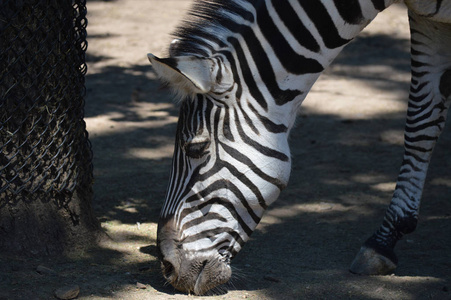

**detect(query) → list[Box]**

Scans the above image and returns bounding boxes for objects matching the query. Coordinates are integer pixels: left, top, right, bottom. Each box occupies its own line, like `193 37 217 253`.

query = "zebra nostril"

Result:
162 259 175 278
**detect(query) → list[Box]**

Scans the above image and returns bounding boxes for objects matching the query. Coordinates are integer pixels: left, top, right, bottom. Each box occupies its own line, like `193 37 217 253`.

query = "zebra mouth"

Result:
157 219 234 294
161 254 232 295
193 257 232 295
194 260 212 295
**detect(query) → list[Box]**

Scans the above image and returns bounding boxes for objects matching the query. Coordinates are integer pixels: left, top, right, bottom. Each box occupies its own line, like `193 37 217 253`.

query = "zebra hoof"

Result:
349 245 397 275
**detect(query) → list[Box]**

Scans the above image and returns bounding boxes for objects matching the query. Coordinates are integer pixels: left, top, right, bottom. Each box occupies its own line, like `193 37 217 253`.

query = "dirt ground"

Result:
2 0 450 299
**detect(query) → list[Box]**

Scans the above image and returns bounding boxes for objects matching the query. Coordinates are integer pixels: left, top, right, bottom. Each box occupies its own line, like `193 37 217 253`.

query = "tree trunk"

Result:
0 0 100 256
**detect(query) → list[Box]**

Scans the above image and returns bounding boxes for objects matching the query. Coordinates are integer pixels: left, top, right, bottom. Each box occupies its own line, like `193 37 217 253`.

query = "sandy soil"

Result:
2 1 450 299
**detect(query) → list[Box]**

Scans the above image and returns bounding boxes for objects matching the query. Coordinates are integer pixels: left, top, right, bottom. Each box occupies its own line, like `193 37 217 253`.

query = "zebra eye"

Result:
183 140 210 159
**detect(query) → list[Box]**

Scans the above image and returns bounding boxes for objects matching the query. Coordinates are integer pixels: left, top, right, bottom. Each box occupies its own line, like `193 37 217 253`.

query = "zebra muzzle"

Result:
157 218 232 295
160 251 232 295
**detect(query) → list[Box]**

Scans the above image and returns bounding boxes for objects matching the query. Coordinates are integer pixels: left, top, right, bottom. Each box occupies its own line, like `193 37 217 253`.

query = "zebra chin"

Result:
157 217 233 295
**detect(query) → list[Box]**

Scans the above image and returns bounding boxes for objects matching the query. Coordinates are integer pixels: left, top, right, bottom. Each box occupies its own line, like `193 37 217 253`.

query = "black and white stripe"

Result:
151 0 451 293
159 0 392 258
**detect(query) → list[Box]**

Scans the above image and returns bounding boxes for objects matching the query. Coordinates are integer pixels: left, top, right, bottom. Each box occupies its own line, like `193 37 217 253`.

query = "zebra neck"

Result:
171 0 398 125
233 0 398 126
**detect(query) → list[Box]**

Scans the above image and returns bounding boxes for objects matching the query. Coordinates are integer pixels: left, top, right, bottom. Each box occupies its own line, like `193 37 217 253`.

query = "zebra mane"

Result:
170 0 255 57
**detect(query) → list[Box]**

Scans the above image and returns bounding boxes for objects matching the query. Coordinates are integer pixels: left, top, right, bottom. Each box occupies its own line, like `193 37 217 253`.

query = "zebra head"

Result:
148 53 293 294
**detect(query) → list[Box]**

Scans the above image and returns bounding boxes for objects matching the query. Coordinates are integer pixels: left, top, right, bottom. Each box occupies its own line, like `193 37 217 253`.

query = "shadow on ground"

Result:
1 12 450 300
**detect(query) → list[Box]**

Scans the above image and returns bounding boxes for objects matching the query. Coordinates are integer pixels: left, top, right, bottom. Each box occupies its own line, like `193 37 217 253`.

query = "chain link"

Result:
0 0 92 207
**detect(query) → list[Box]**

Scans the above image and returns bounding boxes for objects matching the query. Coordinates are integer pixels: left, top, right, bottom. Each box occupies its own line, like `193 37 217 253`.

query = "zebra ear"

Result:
148 53 213 96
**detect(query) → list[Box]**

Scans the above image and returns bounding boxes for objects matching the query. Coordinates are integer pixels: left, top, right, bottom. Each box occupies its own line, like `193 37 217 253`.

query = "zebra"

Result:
147 0 451 295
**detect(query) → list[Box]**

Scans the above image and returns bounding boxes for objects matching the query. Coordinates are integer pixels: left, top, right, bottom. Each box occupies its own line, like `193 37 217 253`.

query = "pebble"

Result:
36 265 57 276
136 282 147 289
54 285 80 300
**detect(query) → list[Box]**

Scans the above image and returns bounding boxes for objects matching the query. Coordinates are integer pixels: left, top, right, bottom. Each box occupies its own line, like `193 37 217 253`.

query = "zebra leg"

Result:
350 11 451 275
